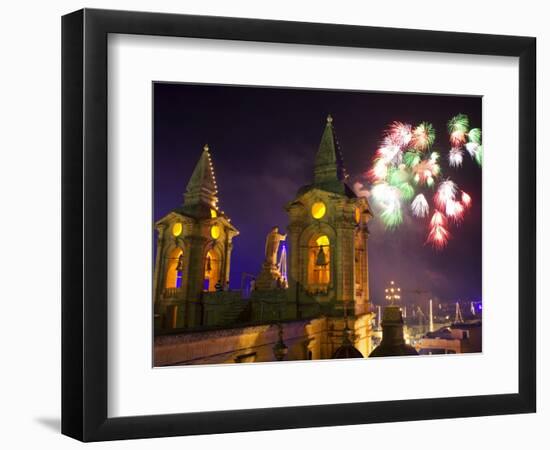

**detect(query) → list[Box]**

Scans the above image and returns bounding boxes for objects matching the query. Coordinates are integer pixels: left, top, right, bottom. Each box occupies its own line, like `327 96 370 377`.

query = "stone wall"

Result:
155 320 316 366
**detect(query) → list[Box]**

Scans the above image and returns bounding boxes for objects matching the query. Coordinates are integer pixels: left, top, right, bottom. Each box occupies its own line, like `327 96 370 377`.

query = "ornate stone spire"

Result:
183 144 218 209
314 114 347 185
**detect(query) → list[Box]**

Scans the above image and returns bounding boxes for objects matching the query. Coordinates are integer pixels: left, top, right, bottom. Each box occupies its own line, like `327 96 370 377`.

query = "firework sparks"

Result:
450 130 467 147
448 114 470 134
411 193 429 218
412 122 435 151
461 191 472 207
369 159 388 182
434 180 458 210
404 151 421 168
399 182 415 201
378 145 402 166
386 121 413 147
427 221 450 250
465 142 479 157
365 116 480 250
412 154 440 186
475 145 483 167
445 200 465 222
430 210 447 228
372 183 403 229
468 128 482 144
449 147 464 168
448 114 470 148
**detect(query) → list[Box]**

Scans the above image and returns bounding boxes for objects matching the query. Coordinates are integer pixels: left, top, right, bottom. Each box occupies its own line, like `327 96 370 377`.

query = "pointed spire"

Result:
314 114 347 185
183 144 218 209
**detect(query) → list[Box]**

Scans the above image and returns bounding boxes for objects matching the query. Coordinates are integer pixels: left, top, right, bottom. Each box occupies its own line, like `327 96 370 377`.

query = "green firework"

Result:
399 182 415 201
380 206 403 229
447 114 470 133
468 128 482 144
475 145 483 167
404 151 421 168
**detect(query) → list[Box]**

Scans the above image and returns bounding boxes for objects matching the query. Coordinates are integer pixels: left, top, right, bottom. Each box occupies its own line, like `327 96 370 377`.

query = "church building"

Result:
153 145 240 329
154 116 375 365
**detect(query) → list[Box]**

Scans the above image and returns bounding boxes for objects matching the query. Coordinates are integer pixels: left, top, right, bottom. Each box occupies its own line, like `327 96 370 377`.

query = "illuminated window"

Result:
355 207 361 224
210 225 221 240
210 208 218 218
165 247 183 288
311 202 326 219
172 222 183 237
308 234 330 291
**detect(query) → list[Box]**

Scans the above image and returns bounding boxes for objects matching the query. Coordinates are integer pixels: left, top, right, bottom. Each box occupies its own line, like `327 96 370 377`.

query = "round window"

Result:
311 202 326 219
210 225 221 240
172 222 183 237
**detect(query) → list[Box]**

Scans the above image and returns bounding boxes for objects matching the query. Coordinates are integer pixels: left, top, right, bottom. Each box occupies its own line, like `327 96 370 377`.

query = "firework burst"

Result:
386 121 413 147
468 128 482 144
427 221 450 250
411 193 429 218
366 115 481 250
434 180 458 210
372 183 403 229
461 191 472 207
445 200 465 222
465 142 479 157
412 122 435 151
448 114 470 134
449 147 464 168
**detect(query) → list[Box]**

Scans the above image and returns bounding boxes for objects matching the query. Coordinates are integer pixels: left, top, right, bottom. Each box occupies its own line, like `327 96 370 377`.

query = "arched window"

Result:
165 247 183 288
308 235 330 291
203 249 221 292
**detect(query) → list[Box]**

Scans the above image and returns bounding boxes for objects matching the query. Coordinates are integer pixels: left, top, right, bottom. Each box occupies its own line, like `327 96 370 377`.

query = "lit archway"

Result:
165 247 183 288
308 235 330 291
204 248 221 292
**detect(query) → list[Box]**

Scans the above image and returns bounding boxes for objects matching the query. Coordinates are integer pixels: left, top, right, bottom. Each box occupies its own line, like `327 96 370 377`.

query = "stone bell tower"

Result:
153 145 239 329
285 115 372 316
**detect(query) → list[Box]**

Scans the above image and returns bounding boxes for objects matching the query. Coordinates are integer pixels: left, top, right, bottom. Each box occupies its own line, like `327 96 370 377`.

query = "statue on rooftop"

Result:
264 226 286 267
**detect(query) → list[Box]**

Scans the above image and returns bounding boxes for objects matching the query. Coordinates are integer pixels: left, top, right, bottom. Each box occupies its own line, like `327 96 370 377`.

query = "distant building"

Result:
418 320 481 355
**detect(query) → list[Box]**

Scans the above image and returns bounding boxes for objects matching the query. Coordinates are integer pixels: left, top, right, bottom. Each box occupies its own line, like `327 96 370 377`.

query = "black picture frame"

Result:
62 8 536 442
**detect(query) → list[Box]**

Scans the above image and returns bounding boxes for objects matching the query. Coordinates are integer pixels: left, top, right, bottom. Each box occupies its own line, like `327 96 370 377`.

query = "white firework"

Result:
411 193 430 218
435 180 458 210
465 142 479 157
449 147 464 168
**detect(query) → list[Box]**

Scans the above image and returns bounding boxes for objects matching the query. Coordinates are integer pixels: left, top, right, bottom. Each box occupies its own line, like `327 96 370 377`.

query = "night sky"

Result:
154 83 482 306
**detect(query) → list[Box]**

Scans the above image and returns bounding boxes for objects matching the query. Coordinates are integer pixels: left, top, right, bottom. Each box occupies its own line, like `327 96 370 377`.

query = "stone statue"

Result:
264 226 286 266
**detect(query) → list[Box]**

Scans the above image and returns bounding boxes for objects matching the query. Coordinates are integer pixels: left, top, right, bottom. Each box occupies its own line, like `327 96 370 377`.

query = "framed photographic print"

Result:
62 8 536 442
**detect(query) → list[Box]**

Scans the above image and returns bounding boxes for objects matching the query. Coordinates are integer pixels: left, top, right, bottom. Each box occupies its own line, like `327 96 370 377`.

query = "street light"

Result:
272 323 288 361
384 280 401 306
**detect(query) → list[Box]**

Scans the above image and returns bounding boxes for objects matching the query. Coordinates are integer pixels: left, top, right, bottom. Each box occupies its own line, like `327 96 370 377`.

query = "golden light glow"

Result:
355 207 361 223
311 202 326 219
172 222 183 237
204 249 221 292
210 225 221 240
308 235 330 289
165 248 183 288
316 235 330 247
210 208 218 218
